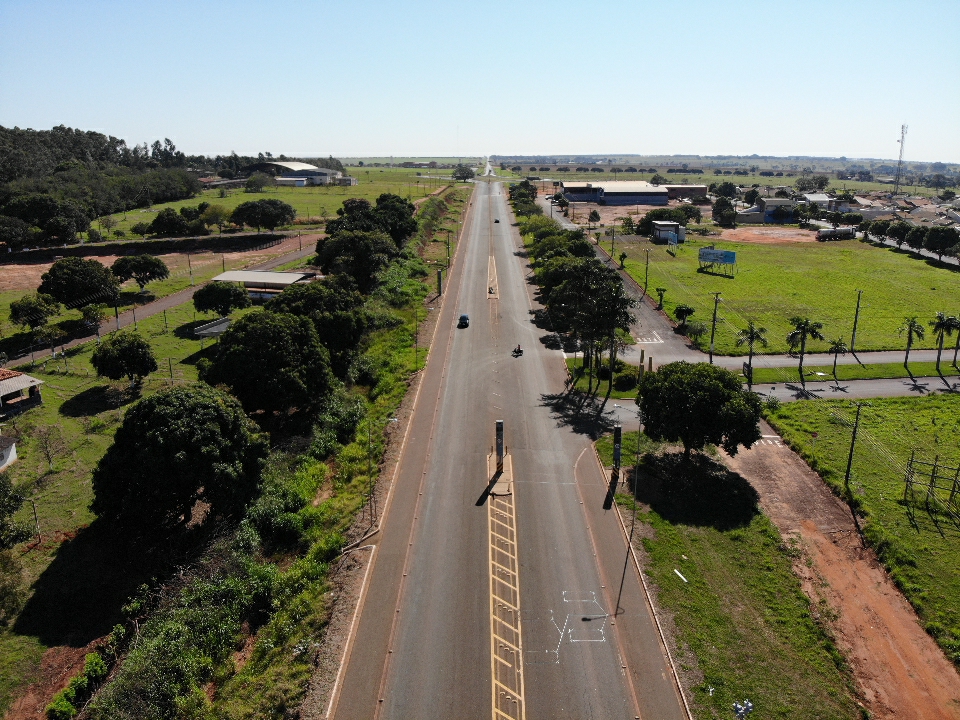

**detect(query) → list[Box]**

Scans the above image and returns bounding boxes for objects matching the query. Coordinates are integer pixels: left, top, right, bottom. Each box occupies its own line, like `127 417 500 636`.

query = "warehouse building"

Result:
242 161 348 186
561 181 668 205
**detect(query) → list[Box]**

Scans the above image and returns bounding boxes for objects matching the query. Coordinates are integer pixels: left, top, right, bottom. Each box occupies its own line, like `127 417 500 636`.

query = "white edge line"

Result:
325 545 376 719
592 447 695 720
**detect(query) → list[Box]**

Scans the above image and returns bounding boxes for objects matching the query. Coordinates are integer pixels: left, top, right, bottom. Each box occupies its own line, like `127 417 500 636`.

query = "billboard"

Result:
699 248 736 265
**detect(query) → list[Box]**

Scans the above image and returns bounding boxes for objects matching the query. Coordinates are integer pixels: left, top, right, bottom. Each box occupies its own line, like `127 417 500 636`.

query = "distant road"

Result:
330 183 688 719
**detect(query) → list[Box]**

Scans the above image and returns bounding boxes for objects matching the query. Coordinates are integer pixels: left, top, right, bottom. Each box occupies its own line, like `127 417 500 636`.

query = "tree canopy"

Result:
37 257 119 307
231 198 296 233
90 384 268 536
192 282 251 317
9 292 60 330
91 330 158 384
201 311 335 415
111 255 169 291
452 164 475 181
315 230 398 293
638 362 762 457
148 208 189 237
323 194 417 248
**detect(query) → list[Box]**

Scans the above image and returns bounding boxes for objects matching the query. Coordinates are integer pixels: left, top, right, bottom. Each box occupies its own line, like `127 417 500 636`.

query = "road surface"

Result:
330 182 687 720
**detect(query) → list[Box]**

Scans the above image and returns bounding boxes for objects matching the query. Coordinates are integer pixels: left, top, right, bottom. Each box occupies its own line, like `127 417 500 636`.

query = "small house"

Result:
651 220 685 242
0 369 43 415
0 435 16 471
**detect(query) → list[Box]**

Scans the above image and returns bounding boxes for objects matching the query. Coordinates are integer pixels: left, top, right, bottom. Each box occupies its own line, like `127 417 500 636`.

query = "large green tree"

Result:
315 230 398 293
90 384 268 536
924 226 959 261
9 292 60 330
192 282 251 317
37 257 119 308
324 194 417 248
231 199 296 233
637 362 762 458
265 277 368 377
452 164 475 181
201 311 335 415
91 330 158 385
111 255 169 292
148 208 189 237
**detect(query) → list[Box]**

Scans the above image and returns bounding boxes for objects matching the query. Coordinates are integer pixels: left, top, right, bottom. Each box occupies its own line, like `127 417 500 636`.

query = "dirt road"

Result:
723 421 960 720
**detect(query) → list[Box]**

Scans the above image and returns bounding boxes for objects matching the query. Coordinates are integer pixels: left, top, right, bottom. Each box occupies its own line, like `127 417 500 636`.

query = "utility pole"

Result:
708 292 721 364
850 289 865 366
446 229 451 266
644 248 650 297
844 402 867 492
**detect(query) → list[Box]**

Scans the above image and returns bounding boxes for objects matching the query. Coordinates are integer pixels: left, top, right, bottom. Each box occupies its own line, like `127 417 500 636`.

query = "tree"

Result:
869 219 891 239
452 164 475 182
786 317 825 384
715 181 737 198
91 331 158 386
828 337 848 383
33 425 67 473
0 215 35 251
887 221 911 248
588 210 600 224
111 255 169 292
743 188 760 206
712 196 736 226
148 208 189 237
9 293 60 330
192 281 251 317
905 226 927 252
201 204 231 235
924 226 959 262
265 277 368 377
99 215 117 237
0 473 30 549
315 230 398 293
231 199 296 233
81 303 108 338
324 194 417 248
637 362 762 458
130 222 151 238
649 173 668 186
244 172 272 192
674 304 695 329
90 384 268 536
736 321 767 390
675 204 702 224
38 257 119 308
899 316 925 376
202 311 335 415
774 189 790 198
929 312 959 375
686 320 708 347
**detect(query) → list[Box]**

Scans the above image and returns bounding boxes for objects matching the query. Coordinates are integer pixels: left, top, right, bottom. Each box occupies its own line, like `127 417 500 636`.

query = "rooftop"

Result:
212 271 313 286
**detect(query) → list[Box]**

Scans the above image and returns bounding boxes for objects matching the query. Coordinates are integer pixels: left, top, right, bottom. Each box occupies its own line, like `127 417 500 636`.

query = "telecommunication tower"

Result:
893 124 908 195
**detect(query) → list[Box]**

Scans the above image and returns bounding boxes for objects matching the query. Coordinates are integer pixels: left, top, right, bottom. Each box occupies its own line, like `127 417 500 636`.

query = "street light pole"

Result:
708 292 721 364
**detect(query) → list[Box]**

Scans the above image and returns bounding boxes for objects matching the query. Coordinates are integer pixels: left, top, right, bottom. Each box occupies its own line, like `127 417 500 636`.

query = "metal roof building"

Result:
561 181 669 205
212 270 316 298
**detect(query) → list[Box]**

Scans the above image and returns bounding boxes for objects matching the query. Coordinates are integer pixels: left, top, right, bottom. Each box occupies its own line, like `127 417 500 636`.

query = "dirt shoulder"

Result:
722 421 960 720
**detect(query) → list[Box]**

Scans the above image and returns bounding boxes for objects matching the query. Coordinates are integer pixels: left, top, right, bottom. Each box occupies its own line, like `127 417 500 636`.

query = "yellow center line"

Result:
489 493 525 720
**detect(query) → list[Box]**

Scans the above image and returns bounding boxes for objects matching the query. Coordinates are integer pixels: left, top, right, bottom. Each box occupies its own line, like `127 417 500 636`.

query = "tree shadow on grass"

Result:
634 452 759 530
59 384 138 417
13 523 155 647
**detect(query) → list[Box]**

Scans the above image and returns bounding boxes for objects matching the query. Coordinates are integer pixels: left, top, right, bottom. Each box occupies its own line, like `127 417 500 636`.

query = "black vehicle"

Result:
494 218 500 223
458 314 470 328
512 345 523 357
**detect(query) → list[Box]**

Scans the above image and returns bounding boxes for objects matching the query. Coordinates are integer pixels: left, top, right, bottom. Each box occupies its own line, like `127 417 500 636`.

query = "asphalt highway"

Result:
330 183 687 720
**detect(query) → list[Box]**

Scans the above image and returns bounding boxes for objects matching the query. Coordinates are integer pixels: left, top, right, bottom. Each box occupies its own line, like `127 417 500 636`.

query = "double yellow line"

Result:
488 492 526 720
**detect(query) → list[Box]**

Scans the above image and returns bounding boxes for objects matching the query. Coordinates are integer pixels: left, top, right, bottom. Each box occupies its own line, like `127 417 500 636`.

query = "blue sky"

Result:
1 0 957 162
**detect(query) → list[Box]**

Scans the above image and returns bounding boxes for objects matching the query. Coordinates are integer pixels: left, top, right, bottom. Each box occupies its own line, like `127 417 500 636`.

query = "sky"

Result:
1 0 958 163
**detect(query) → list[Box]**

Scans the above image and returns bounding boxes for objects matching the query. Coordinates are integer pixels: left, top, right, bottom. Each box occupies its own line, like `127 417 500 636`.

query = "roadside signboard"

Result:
699 248 736 265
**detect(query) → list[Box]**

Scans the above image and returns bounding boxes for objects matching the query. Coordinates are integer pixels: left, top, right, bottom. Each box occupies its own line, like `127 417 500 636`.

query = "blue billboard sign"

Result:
699 248 736 265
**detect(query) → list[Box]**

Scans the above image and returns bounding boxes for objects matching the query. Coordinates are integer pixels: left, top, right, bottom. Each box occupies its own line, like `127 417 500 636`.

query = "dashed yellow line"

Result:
489 492 525 720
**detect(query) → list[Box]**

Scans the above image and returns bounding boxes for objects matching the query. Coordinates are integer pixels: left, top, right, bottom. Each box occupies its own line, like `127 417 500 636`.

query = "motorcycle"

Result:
512 347 523 357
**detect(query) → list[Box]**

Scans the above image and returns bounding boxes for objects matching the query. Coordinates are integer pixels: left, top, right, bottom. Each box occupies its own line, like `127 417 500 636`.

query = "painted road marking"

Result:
489 492 525 720
636 330 663 344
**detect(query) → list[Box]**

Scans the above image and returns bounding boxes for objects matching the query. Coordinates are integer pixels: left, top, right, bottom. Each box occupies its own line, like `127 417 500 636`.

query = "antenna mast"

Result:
893 124 908 195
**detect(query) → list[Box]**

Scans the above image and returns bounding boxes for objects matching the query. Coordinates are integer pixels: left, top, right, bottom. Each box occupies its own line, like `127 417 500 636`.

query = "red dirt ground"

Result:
723 421 960 719
4 640 100 719
719 226 819 244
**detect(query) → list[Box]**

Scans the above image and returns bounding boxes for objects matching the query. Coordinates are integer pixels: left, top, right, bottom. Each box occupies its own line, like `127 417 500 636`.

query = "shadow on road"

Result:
540 390 618 440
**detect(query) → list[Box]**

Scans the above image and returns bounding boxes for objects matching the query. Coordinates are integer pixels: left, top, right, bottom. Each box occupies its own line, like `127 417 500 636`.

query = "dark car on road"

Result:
494 218 500 223
458 314 470 328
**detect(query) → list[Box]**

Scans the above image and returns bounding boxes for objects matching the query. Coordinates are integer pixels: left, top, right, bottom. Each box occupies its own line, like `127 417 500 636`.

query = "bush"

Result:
87 228 103 243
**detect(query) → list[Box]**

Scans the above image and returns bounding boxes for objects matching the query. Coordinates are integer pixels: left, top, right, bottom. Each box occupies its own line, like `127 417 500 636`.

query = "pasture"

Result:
768 394 960 668
616 236 960 355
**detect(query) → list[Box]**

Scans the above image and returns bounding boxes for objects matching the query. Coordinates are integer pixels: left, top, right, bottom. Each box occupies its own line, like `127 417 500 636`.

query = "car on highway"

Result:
457 314 470 328
494 218 500 223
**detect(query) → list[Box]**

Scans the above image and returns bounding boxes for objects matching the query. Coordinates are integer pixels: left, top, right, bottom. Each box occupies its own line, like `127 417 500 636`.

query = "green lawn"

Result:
767 395 960 667
616 236 960 355
597 433 860 718
751 360 960 385
566 357 639 399
93 168 467 238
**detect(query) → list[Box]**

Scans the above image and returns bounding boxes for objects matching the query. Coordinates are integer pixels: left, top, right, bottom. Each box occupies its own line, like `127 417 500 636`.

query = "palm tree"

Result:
930 312 960 375
786 317 825 384
736 321 768 390
899 316 925 377
828 337 848 383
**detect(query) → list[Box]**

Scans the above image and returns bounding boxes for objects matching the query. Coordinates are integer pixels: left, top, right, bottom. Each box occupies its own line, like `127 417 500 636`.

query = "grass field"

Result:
595 434 860 718
94 168 464 238
751 360 960 385
616 236 960 355
767 395 960 667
